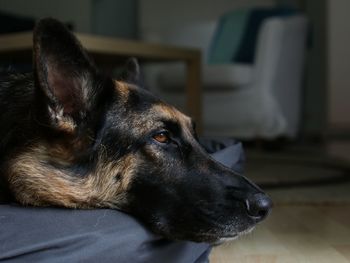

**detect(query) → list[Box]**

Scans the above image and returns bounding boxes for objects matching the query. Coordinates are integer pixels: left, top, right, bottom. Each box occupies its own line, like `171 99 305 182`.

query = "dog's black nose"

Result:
245 193 272 221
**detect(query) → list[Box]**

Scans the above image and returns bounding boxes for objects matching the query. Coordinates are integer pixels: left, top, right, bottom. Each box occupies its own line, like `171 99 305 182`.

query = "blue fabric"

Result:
200 137 245 174
208 7 297 64
0 141 245 263
208 9 250 64
234 7 297 63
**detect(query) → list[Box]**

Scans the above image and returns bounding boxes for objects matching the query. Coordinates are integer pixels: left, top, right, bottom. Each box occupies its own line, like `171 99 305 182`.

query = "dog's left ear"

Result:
33 18 100 133
120 57 141 85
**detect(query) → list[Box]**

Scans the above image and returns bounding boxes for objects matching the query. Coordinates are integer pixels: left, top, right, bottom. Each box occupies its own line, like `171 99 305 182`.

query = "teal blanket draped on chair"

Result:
208 7 297 64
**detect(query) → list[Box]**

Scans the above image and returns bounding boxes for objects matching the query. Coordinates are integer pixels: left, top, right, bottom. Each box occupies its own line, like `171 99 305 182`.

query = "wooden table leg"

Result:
186 53 202 133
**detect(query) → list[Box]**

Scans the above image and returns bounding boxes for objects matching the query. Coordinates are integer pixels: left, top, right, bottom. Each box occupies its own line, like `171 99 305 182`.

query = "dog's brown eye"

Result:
153 132 170 144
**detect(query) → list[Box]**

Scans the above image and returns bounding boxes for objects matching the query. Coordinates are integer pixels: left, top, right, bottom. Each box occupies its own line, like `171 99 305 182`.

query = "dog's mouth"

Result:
212 226 255 245
183 225 256 245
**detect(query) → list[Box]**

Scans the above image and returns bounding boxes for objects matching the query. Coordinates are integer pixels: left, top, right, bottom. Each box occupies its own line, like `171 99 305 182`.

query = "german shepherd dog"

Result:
0 18 272 243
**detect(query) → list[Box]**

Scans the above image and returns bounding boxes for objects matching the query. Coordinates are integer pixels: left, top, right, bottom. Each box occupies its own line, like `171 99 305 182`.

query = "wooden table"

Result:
0 32 202 131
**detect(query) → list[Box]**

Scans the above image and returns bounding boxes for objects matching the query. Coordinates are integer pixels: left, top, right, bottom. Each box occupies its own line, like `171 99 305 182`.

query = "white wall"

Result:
139 0 275 32
328 0 350 128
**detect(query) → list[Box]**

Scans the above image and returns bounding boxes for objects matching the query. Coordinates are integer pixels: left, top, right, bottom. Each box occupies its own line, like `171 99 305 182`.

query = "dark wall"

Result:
91 0 138 39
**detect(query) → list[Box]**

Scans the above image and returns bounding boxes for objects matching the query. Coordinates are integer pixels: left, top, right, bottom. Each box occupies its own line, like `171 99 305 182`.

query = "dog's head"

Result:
7 18 272 243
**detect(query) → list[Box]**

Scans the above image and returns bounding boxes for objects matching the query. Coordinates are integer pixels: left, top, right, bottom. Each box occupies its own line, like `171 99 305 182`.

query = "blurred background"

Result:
0 0 349 262
0 0 340 144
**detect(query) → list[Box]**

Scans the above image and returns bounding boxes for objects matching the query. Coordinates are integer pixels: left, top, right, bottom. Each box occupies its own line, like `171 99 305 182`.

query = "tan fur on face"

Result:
115 80 130 103
150 103 193 137
152 103 191 123
8 143 137 209
113 81 193 138
41 136 94 165
48 106 76 134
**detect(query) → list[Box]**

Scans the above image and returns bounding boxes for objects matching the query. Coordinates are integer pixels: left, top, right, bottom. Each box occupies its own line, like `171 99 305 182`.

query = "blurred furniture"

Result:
143 12 308 139
0 31 202 131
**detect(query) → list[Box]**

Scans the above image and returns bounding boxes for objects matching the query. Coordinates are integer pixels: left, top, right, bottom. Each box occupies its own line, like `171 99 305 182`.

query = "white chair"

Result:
142 15 308 139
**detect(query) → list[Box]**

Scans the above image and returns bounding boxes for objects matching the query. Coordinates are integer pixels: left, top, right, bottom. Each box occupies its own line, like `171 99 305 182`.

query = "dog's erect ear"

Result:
33 18 97 133
120 57 141 85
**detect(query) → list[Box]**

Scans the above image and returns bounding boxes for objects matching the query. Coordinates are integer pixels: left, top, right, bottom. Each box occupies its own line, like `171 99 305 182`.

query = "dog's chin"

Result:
156 226 255 244
149 215 256 244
